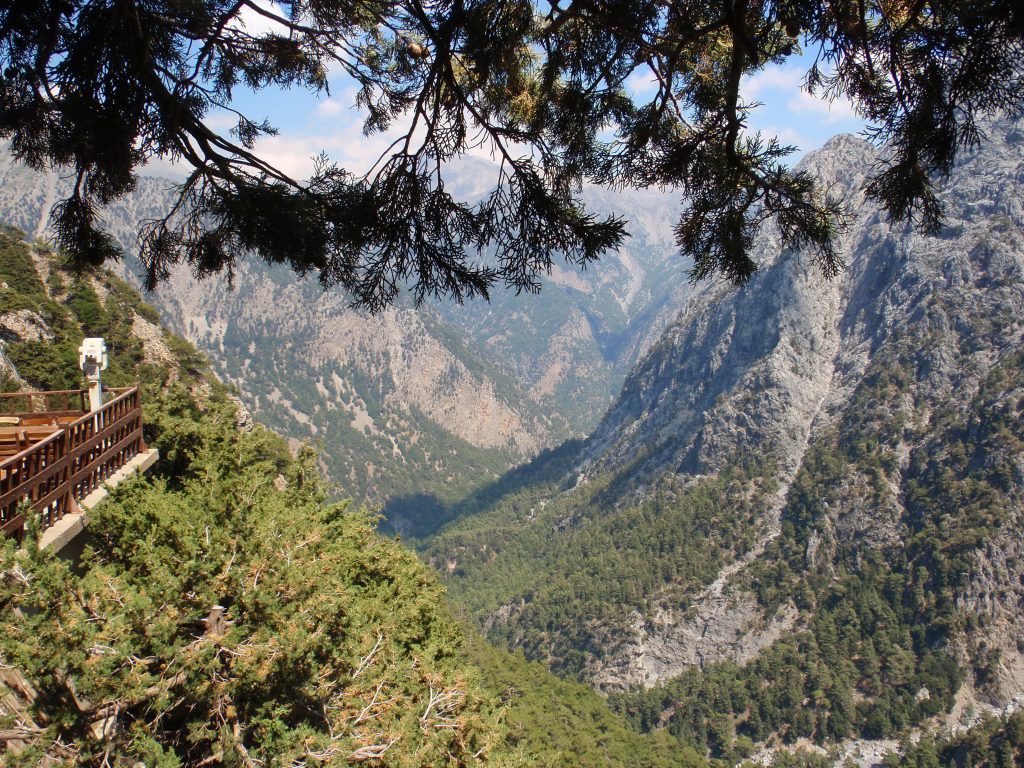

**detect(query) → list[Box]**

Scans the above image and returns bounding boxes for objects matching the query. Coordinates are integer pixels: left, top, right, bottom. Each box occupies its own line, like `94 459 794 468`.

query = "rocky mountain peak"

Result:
576 118 1020 498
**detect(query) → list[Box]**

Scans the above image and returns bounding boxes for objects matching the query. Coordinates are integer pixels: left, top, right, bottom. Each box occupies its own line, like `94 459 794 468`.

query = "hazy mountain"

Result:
427 117 1024 754
429 177 693 427
0 150 691 520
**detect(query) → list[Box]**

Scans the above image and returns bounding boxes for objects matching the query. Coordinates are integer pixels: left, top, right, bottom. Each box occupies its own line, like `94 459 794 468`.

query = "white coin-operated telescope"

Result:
79 337 108 412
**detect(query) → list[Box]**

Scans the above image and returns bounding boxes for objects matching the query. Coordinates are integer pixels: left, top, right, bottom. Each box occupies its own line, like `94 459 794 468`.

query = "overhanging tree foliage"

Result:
1 0 1021 309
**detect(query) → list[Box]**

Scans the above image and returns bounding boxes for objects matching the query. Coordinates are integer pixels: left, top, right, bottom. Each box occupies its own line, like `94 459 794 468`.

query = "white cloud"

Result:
252 119 415 180
203 112 238 131
742 64 806 101
138 124 412 184
742 63 856 122
787 89 858 124
625 69 659 97
232 0 289 37
315 99 345 117
756 125 812 151
740 62 865 157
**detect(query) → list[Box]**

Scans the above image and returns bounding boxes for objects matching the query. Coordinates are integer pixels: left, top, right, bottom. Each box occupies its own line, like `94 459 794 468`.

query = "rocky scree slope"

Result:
0 151 690 527
428 116 1024 740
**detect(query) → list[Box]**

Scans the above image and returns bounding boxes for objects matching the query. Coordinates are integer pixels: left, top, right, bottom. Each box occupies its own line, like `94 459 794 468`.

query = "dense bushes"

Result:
887 711 1024 768
0 387 510 766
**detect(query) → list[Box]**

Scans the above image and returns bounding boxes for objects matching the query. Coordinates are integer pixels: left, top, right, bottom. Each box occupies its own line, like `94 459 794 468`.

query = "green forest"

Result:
0 228 696 766
424 295 1024 761
4 224 1024 766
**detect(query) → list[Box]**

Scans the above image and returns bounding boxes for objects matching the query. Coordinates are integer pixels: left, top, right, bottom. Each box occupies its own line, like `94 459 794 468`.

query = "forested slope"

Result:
427 118 1024 759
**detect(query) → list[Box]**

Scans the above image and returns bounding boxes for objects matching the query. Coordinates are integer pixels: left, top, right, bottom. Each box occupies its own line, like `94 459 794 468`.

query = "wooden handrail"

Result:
0 385 134 415
0 389 89 398
0 387 134 399
0 385 146 542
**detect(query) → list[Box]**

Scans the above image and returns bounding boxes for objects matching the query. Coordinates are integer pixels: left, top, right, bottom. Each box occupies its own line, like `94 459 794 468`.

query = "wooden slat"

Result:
1 513 25 536
0 386 135 400
68 428 142 492
15 410 89 423
65 411 140 464
0 387 134 416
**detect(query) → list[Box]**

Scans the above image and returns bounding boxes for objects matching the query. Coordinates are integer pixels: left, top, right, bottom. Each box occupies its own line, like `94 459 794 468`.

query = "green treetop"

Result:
1 0 1021 309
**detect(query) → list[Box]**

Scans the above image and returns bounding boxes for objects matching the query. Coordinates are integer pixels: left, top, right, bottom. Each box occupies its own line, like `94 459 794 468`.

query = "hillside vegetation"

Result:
0 227 695 767
425 121 1024 762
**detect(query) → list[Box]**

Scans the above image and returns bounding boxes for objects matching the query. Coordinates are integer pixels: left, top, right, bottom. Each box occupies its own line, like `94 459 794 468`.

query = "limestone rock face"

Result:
434 118 1024 696
0 308 54 344
576 119 1024 690
578 134 878 486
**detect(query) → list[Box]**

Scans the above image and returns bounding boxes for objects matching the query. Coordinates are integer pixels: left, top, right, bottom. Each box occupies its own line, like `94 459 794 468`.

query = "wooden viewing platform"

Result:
0 385 156 547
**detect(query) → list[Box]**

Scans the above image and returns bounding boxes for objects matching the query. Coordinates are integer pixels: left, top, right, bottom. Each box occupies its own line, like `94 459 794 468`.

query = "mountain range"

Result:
3 114 1024 764
0 150 692 530
425 117 1024 758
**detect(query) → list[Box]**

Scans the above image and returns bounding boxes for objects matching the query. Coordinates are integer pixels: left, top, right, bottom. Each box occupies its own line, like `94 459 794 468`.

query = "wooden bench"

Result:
16 413 84 427
0 425 62 459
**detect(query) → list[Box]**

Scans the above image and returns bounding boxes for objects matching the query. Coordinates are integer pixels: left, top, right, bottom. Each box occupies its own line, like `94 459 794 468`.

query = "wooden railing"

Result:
0 388 89 422
0 386 145 542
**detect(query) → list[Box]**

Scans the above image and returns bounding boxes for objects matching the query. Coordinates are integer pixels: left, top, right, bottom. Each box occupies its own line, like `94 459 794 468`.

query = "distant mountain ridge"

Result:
0 149 692 518
427 117 1024 756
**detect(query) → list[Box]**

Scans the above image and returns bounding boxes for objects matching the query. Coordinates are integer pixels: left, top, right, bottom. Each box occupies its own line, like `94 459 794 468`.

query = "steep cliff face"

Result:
433 182 693 427
578 134 878 488
148 254 556 509
0 151 690 515
429 117 1024 723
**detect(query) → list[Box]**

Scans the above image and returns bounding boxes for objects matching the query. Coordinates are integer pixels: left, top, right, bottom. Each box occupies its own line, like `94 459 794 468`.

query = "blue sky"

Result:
183 8 868 183
739 55 868 155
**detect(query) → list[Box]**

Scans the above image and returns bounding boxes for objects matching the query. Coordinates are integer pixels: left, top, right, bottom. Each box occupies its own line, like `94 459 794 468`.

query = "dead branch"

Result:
420 685 462 726
348 739 397 763
232 720 260 768
352 635 384 679
0 724 43 741
353 681 399 725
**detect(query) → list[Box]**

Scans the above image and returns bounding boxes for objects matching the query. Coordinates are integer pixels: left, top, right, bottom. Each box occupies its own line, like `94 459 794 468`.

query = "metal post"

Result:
78 338 108 412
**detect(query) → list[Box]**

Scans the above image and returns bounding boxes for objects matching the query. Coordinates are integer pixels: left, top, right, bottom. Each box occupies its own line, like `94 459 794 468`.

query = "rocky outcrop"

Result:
131 314 178 368
0 308 54 344
578 134 878 487
571 121 1024 690
591 597 799 692
434 118 1024 696
310 306 542 453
